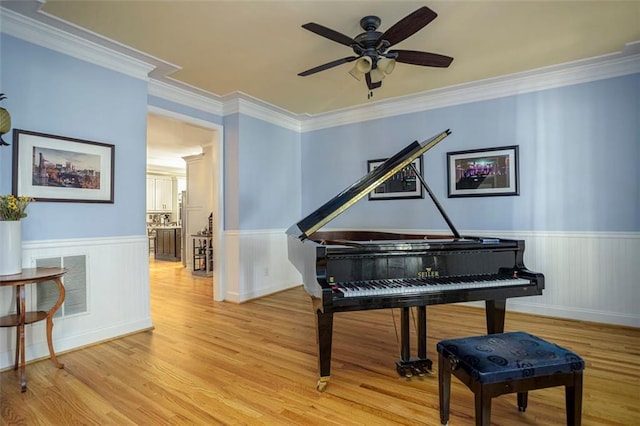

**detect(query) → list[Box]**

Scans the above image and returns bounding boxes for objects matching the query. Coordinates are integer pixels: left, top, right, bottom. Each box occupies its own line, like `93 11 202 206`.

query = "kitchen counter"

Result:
147 222 179 228
154 227 182 261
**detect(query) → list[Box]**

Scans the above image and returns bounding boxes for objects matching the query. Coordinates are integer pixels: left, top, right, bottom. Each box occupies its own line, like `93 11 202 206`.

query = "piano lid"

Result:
288 129 452 240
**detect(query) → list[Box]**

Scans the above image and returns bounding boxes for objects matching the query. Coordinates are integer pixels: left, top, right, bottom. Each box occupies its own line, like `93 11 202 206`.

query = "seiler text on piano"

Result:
286 129 544 392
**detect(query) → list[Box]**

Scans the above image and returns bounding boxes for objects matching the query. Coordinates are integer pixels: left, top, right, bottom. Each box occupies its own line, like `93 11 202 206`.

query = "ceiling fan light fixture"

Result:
349 56 373 80
377 57 396 75
370 67 386 84
348 67 364 81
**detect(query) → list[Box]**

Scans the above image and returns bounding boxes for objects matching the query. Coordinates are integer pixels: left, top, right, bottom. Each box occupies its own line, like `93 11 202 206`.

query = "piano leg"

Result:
314 299 333 392
401 307 411 362
417 306 427 360
485 299 507 334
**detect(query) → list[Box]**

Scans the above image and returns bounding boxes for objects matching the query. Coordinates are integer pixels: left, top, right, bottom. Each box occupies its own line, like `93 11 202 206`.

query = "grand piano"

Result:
287 130 544 391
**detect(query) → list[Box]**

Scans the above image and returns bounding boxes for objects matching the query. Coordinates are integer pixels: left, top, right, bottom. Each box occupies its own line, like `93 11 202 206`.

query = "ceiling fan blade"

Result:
391 50 453 68
302 23 359 47
298 56 358 76
379 6 438 47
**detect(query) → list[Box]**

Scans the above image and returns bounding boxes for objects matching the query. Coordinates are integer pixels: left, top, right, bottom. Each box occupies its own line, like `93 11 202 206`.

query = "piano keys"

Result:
332 275 533 298
287 130 544 391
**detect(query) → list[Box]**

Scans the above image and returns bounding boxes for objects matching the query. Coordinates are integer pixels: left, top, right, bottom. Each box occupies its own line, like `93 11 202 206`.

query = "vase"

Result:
0 220 22 275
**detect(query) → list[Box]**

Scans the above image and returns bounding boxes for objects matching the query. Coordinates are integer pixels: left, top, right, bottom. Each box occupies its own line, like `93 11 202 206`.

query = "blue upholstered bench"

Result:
437 332 585 426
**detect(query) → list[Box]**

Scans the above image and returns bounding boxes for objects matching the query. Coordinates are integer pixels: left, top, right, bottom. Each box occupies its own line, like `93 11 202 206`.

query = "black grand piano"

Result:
287 130 544 391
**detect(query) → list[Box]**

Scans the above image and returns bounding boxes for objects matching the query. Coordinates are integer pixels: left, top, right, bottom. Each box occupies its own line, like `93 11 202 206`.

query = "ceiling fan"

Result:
298 6 453 95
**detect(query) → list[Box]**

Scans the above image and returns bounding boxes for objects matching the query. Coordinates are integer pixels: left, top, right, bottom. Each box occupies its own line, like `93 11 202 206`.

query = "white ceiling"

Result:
3 1 639 172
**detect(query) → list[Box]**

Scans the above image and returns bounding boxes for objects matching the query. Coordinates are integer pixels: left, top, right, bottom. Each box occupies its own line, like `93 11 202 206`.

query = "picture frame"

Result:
367 156 424 200
12 129 115 203
447 145 519 198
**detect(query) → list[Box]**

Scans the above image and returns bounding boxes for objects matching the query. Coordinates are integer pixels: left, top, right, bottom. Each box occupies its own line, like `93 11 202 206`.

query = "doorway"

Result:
146 106 225 301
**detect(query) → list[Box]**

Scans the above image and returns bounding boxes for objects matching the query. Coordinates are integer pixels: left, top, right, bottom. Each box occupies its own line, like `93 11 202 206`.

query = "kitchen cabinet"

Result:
147 176 174 212
155 227 181 261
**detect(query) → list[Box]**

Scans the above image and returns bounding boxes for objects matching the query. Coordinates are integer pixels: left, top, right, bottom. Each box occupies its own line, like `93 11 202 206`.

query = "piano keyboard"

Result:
331 275 531 298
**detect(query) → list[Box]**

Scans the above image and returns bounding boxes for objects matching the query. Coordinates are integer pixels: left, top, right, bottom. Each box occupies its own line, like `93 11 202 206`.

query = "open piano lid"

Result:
287 129 451 241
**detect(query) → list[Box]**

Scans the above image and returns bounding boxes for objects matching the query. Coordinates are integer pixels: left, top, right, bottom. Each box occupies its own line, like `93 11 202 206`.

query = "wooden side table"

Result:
0 267 67 392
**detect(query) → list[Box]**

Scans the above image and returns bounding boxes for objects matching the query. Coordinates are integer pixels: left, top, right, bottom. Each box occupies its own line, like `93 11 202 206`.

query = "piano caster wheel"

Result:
316 378 329 392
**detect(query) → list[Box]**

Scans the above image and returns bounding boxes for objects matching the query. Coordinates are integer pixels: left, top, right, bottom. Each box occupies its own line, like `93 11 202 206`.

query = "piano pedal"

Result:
413 366 427 377
395 364 413 378
395 358 433 379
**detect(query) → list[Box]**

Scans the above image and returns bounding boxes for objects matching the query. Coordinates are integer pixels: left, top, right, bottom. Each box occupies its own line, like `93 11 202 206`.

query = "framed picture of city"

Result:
12 129 114 203
447 145 519 198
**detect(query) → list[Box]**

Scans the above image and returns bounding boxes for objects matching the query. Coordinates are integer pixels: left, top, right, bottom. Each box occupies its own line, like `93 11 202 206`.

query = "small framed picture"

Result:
368 156 424 200
12 129 115 203
447 146 519 198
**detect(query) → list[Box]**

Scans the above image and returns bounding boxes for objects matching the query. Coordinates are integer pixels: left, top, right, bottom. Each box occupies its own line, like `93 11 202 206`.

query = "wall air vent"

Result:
36 255 87 316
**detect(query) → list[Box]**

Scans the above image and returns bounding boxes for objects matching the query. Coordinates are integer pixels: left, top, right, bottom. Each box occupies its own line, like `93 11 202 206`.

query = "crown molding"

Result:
148 79 223 117
0 3 299 131
221 92 301 132
2 4 638 135
300 41 640 132
147 84 300 131
0 5 155 80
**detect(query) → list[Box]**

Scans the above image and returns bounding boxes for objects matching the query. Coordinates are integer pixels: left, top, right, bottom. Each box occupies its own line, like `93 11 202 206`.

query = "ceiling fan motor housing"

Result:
354 16 398 64
360 15 381 31
354 30 384 66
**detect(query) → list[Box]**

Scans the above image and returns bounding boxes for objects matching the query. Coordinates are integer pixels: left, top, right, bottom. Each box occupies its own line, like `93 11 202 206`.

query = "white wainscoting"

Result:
491 230 640 328
380 229 639 328
222 230 302 303
226 229 639 328
3 231 634 370
0 236 152 371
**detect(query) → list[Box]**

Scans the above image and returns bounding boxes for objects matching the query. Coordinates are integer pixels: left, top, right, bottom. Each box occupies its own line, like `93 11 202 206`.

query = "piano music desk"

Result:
0 267 67 392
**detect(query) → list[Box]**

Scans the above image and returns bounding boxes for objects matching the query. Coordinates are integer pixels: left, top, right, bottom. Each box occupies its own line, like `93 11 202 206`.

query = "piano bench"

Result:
436 332 585 426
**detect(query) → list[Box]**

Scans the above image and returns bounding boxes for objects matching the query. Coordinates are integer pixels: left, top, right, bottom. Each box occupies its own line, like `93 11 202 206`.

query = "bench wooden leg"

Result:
475 387 491 426
566 371 583 426
517 391 529 412
438 354 452 425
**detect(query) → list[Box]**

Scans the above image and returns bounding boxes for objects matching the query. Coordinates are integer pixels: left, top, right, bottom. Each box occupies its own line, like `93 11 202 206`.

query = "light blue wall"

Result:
223 113 240 230
301 74 640 233
146 102 300 232
0 34 148 240
4 32 635 239
234 114 301 230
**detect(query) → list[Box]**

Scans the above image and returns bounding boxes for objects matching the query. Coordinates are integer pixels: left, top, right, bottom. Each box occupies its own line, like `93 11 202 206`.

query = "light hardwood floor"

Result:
2 258 639 425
